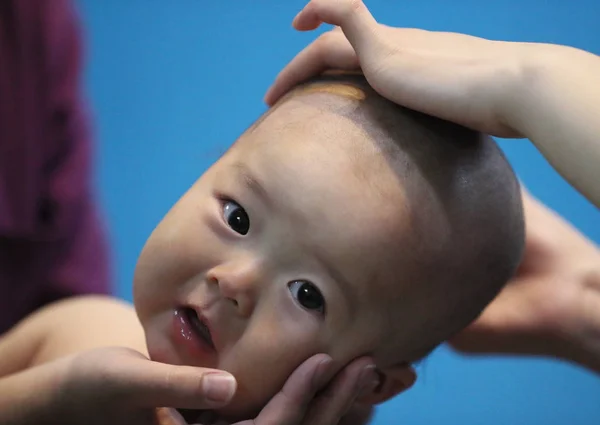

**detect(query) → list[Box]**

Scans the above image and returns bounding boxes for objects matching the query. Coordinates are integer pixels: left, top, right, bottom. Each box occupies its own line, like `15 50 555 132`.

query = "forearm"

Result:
550 263 600 375
507 44 600 207
570 267 600 374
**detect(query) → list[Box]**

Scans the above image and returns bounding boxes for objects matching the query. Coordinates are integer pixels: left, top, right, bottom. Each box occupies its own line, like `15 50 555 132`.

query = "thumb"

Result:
108 351 237 409
293 0 383 60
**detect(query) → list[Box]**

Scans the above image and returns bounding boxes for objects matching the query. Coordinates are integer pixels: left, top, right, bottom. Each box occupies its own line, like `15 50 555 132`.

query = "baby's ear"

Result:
356 363 416 405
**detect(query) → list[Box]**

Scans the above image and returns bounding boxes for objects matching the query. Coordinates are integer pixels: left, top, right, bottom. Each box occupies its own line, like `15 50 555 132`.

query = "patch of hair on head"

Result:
290 82 367 102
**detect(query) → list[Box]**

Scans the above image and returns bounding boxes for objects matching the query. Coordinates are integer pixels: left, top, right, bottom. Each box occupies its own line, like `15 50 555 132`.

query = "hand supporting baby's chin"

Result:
339 404 375 425
176 403 374 425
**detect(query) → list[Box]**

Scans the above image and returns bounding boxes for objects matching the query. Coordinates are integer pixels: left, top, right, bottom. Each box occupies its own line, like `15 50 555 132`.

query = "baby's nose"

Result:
209 258 263 318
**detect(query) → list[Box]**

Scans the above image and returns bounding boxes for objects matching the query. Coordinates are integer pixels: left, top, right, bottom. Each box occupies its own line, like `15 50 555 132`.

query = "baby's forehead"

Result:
242 96 403 186
238 110 408 226
229 88 426 297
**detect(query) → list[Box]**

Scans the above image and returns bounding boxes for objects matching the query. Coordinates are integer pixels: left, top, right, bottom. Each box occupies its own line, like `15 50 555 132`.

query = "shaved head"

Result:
135 69 525 418
238 72 525 362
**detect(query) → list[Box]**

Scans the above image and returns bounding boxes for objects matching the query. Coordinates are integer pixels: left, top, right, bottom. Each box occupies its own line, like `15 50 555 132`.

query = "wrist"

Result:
555 263 600 374
496 42 563 138
500 42 600 205
570 266 600 373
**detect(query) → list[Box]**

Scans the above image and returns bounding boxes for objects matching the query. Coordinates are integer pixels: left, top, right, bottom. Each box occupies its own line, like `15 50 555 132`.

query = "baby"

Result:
0 73 524 421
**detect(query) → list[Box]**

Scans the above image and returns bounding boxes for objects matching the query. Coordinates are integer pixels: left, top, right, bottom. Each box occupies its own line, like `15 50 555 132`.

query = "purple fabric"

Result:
0 0 111 334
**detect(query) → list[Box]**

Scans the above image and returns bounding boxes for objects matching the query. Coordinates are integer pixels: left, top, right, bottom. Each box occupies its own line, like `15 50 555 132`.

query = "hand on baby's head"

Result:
132 73 524 420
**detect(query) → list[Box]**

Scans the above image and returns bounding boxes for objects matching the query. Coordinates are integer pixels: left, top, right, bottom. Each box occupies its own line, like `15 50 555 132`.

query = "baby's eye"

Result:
222 200 250 235
288 280 326 315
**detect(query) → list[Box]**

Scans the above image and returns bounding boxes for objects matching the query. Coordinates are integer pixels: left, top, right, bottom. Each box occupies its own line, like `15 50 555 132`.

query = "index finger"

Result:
264 0 384 106
264 30 359 106
294 0 380 54
95 348 237 410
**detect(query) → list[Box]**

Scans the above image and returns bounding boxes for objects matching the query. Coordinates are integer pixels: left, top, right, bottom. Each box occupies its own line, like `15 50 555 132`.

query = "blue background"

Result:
77 1 600 424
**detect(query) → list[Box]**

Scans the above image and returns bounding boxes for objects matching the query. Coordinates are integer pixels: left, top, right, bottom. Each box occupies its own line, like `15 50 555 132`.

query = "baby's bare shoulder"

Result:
30 295 148 366
0 295 146 376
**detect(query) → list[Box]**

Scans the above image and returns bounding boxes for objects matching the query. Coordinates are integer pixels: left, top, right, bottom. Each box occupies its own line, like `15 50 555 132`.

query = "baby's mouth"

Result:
182 306 216 349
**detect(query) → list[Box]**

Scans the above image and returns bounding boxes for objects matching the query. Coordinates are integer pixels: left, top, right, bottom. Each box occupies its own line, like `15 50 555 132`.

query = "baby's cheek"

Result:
217 315 322 421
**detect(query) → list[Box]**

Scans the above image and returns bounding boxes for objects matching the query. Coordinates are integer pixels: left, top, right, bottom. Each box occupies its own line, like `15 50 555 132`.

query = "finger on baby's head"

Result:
294 0 379 43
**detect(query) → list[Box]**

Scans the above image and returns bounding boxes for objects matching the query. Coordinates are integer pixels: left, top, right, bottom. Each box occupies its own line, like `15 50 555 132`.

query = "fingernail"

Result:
312 356 333 389
203 373 236 404
357 364 378 395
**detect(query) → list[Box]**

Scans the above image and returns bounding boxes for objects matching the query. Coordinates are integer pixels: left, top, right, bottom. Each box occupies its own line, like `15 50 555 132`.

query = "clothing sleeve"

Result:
40 0 112 302
0 0 112 331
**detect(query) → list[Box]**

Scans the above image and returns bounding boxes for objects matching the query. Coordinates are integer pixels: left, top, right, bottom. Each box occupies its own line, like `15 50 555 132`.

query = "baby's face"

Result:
134 98 415 420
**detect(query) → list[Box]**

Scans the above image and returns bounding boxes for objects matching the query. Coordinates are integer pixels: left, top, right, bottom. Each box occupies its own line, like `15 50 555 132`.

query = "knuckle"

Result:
163 367 177 389
316 30 342 53
319 29 340 45
311 0 365 24
348 0 365 12
342 0 366 20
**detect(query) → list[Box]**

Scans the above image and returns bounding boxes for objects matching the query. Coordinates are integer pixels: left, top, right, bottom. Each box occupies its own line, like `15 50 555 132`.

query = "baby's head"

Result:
133 73 524 420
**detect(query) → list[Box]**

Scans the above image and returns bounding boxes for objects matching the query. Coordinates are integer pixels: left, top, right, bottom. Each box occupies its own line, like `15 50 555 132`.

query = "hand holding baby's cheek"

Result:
300 357 377 425
234 354 376 425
